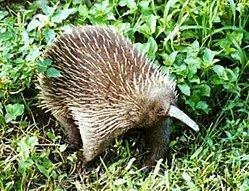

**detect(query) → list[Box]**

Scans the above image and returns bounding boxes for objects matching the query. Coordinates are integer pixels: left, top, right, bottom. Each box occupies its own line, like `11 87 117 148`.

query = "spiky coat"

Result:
38 26 176 162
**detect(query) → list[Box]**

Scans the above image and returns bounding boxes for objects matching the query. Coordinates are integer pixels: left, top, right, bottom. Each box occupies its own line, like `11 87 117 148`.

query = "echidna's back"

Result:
38 26 148 115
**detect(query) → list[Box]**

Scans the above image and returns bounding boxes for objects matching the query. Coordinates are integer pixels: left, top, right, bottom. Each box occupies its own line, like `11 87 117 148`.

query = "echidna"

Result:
38 25 199 167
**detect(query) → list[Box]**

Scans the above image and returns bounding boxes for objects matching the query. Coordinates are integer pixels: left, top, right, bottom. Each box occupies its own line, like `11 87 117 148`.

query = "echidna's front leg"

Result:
145 119 172 169
53 113 82 149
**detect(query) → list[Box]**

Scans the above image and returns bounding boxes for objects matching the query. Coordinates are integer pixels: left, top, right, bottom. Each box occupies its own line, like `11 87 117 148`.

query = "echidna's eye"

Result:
156 107 164 115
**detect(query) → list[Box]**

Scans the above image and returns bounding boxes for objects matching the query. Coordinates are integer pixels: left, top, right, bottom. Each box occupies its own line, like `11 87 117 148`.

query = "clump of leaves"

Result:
37 59 61 78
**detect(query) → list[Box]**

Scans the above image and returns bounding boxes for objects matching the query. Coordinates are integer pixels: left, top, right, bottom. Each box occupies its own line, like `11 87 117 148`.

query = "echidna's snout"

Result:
168 105 199 132
147 85 199 131
151 96 199 131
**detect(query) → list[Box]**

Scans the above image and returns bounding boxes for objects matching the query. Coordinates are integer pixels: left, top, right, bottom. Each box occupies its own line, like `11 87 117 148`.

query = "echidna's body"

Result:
38 26 199 166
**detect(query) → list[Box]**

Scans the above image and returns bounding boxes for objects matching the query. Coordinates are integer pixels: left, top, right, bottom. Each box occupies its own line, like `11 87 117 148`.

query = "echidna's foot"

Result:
143 158 154 173
75 154 99 176
65 125 82 150
83 159 98 171
143 119 171 171
53 113 83 150
141 150 162 172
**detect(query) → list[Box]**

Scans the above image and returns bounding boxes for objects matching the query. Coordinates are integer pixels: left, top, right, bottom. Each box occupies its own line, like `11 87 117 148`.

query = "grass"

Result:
0 0 249 190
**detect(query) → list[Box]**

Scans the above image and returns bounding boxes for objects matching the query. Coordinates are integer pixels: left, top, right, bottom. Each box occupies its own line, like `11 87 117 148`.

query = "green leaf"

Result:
59 144 67 152
197 84 211 97
213 65 225 76
37 64 47 73
4 113 14 124
191 40 200 52
203 48 216 63
26 136 39 148
41 0 57 16
184 57 201 68
26 48 41 61
37 59 52 73
47 131 56 141
106 12 116 21
147 37 158 56
36 164 50 178
51 8 76 23
43 28 56 44
162 51 178 66
182 172 199 191
78 4 88 19
217 38 232 53
18 159 34 175
139 1 150 11
127 0 137 9
187 63 197 78
114 22 131 32
119 0 128 6
178 84 190 96
0 31 14 41
22 31 30 47
134 42 150 55
0 11 8 20
42 59 53 66
176 64 188 77
27 18 42 32
17 136 38 160
5 103 24 123
190 146 203 159
210 75 223 85
226 68 238 82
148 14 157 34
229 31 243 46
186 94 200 110
189 77 200 84
223 83 238 93
46 67 61 78
231 50 243 63
196 101 209 114
184 40 200 58
119 0 136 9
35 159 54 179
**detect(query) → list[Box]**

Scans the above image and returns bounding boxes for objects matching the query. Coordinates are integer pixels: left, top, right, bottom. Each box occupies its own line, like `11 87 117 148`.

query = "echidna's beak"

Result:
168 105 199 132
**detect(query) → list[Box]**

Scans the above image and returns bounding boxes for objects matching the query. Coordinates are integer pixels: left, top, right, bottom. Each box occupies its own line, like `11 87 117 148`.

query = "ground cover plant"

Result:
0 0 249 190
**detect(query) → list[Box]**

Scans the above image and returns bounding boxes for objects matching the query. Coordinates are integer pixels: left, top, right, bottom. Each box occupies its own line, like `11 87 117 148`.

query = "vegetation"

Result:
0 0 248 190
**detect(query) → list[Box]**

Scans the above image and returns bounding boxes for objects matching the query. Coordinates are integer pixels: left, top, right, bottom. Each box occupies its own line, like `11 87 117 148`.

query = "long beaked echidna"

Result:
38 25 199 167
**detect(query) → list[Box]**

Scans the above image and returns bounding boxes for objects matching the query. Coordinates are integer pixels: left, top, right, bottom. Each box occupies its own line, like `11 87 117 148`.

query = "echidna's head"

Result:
131 83 199 131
